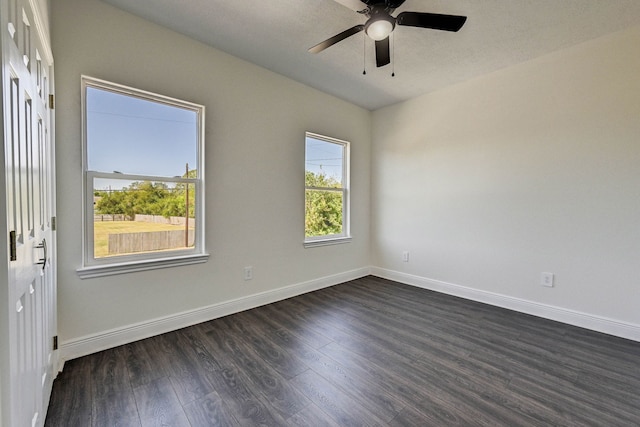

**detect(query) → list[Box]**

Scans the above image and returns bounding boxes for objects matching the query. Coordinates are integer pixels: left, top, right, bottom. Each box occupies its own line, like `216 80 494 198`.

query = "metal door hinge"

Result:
53 336 58 351
49 94 55 109
51 216 56 231
9 231 17 261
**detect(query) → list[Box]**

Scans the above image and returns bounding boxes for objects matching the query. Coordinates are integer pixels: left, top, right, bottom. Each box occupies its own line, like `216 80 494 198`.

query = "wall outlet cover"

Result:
541 272 554 287
244 266 253 281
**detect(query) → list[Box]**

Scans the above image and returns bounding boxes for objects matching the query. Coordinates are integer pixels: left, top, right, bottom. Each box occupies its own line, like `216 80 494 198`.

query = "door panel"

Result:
2 0 56 425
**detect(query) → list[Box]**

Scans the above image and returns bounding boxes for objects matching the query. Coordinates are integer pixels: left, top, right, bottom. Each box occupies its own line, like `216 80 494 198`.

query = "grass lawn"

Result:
94 221 193 258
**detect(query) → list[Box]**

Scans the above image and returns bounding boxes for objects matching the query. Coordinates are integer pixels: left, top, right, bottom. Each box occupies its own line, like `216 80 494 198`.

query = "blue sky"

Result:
305 136 344 184
87 87 197 189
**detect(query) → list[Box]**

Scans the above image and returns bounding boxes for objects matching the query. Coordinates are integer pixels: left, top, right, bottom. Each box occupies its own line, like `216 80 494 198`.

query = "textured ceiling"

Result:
99 0 640 110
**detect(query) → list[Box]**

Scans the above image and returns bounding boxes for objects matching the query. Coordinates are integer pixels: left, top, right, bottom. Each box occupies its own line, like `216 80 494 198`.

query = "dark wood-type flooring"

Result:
45 276 640 426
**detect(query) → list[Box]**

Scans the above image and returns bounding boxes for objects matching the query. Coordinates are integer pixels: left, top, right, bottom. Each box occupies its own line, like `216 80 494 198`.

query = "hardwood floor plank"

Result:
347 278 488 326
204 365 289 426
302 290 576 425
123 339 168 389
314 297 479 367
290 369 388 426
388 403 467 427
261 299 344 346
237 308 329 355
183 390 241 426
527 329 640 381
44 356 93 427
322 344 500 425
246 304 334 350
507 375 626 426
199 317 311 419
574 368 640 410
411 354 571 426
167 373 213 409
91 389 140 427
296 345 405 422
214 313 310 380
285 402 341 427
155 330 216 406
90 346 131 402
336 281 524 348
133 377 191 427
177 326 224 374
236 308 436 424
317 340 430 400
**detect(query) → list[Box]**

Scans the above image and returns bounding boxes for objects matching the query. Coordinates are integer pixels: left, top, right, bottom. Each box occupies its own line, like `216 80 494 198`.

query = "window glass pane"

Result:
305 136 343 188
86 87 197 177
305 189 343 237
92 177 195 258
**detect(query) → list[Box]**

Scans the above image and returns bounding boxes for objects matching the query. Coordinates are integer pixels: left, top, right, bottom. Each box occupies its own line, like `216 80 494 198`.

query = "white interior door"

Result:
2 0 56 425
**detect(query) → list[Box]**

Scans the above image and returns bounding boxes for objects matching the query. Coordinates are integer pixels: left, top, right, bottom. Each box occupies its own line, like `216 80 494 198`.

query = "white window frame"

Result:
77 76 208 278
304 132 351 248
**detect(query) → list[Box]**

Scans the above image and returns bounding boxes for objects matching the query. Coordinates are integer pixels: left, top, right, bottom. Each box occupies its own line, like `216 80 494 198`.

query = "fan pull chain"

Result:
362 33 367 75
391 33 395 77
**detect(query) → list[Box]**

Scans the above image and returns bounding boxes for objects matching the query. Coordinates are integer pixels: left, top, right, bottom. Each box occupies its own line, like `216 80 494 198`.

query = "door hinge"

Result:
53 336 58 351
51 216 56 231
49 94 55 109
9 231 17 261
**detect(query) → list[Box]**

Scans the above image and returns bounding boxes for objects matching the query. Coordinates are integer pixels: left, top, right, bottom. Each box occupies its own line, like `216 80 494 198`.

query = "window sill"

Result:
304 236 352 248
76 253 210 279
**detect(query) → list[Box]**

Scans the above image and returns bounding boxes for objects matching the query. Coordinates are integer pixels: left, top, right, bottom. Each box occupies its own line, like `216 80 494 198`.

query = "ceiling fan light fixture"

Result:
365 15 395 41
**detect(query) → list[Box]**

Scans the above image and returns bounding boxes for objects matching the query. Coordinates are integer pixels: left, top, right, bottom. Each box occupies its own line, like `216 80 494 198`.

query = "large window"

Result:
304 132 350 247
78 77 207 278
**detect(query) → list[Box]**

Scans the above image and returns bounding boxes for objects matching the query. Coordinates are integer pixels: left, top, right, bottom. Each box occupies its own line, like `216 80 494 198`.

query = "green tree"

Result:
127 181 171 216
305 171 343 237
95 170 197 220
95 189 128 217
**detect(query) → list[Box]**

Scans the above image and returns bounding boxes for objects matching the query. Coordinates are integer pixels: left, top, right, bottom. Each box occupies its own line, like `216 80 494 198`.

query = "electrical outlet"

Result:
541 272 554 287
244 266 253 281
402 251 409 262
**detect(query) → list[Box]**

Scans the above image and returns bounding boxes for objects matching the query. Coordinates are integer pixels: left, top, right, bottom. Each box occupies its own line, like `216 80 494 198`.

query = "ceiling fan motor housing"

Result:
365 7 396 40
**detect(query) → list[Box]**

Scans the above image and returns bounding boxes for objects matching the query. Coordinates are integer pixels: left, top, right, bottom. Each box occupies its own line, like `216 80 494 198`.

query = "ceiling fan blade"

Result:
332 0 367 12
396 12 467 32
309 25 365 54
375 37 390 67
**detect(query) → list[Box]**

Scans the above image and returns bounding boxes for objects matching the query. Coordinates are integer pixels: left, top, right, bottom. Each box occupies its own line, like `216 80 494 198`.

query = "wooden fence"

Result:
108 230 195 255
94 214 129 222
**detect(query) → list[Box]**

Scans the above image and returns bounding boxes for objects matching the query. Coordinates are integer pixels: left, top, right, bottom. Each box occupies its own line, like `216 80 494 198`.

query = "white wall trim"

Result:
371 267 640 342
60 267 370 362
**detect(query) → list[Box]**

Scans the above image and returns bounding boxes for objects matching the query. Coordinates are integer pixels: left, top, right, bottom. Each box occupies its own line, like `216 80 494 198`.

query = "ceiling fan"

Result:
309 0 467 68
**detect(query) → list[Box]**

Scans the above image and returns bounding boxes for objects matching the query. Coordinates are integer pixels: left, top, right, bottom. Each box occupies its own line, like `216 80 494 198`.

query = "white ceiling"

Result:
100 0 640 110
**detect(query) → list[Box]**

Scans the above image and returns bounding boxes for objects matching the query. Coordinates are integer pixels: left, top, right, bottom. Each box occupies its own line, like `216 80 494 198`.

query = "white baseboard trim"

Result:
60 265 639 362
371 267 640 342
60 267 370 362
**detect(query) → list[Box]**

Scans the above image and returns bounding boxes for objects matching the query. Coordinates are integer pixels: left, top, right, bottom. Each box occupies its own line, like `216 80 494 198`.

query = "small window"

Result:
78 77 208 278
304 132 351 247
